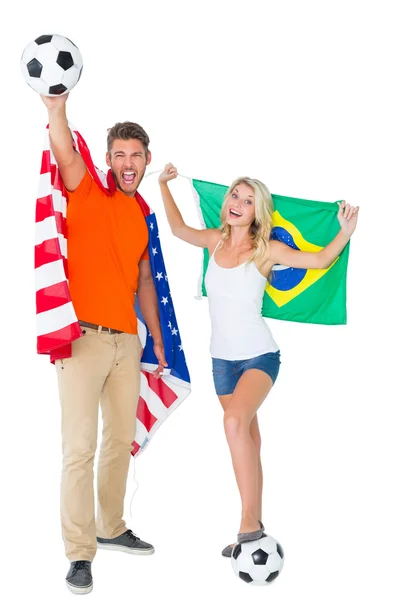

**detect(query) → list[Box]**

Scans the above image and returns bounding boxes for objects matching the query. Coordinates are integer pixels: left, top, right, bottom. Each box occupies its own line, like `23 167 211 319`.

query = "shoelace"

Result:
73 561 91 572
125 529 140 542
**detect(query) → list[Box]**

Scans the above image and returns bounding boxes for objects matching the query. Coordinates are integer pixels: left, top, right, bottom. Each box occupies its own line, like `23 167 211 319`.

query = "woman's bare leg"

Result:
218 369 272 534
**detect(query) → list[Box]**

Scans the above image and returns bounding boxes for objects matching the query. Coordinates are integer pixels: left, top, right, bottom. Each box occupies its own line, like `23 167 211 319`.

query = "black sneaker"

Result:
66 560 93 595
97 529 154 555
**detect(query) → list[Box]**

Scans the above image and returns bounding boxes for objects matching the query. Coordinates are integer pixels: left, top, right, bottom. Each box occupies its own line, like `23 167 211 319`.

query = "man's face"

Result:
106 138 152 196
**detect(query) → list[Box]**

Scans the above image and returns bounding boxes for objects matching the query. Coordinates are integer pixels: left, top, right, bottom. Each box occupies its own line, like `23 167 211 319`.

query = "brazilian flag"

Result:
191 179 350 325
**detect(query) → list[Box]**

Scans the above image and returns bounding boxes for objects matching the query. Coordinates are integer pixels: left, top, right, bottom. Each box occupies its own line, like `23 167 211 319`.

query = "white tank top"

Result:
204 241 279 360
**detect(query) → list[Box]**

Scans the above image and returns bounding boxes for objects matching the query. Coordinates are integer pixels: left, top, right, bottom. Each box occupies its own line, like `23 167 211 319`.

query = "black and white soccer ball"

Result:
231 533 285 585
20 34 83 96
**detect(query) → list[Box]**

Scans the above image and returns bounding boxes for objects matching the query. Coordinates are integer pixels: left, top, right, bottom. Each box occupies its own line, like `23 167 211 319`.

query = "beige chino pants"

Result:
55 327 142 562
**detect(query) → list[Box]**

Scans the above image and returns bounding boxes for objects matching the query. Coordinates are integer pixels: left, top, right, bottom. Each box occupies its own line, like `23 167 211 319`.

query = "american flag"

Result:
35 123 191 457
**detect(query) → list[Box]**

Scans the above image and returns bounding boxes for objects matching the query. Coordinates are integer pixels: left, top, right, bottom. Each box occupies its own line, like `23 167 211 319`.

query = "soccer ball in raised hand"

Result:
21 34 83 96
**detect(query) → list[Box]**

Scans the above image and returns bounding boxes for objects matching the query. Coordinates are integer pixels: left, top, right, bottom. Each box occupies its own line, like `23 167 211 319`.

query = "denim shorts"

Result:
211 351 281 396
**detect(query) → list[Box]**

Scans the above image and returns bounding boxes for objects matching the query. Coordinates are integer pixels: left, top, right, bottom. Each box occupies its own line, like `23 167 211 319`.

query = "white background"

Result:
1 1 399 598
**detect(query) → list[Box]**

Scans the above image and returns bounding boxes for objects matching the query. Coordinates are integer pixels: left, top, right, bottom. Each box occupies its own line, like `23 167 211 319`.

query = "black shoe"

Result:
97 529 154 555
66 561 93 595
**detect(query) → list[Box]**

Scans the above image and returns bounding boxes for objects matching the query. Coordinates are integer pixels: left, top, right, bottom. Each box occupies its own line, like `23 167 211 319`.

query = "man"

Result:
41 93 167 595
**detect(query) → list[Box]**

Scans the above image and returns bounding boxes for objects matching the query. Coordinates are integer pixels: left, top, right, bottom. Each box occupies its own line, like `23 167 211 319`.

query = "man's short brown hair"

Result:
107 122 150 157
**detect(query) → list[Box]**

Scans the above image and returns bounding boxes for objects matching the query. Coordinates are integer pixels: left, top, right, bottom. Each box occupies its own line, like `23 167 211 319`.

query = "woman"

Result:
158 164 359 556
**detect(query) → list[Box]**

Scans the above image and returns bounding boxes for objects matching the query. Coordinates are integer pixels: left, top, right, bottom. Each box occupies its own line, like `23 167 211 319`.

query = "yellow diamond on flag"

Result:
266 211 338 307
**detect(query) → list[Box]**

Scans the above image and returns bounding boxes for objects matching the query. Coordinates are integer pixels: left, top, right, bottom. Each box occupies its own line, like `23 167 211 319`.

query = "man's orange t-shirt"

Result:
66 170 149 334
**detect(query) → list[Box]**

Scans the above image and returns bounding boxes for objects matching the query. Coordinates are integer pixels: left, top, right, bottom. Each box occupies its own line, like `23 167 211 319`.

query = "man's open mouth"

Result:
122 171 136 184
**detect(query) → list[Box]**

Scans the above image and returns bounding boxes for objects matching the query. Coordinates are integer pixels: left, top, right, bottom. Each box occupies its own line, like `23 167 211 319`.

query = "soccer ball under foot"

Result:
231 533 285 585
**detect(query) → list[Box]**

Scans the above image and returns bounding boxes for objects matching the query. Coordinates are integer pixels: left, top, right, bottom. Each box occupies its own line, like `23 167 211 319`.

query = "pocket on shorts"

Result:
268 353 281 383
212 359 227 376
265 351 281 363
212 365 226 376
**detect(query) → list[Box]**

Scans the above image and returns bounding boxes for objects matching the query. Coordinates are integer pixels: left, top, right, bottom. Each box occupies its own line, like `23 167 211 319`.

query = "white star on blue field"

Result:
136 212 190 383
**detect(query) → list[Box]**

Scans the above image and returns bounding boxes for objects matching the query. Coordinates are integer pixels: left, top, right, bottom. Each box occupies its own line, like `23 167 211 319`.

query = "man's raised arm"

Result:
41 94 86 192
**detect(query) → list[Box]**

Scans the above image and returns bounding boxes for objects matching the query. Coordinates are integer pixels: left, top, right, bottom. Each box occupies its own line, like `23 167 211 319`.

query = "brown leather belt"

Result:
79 320 124 334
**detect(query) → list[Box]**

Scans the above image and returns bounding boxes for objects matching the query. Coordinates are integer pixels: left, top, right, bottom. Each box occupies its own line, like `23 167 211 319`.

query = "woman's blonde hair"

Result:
220 177 274 263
